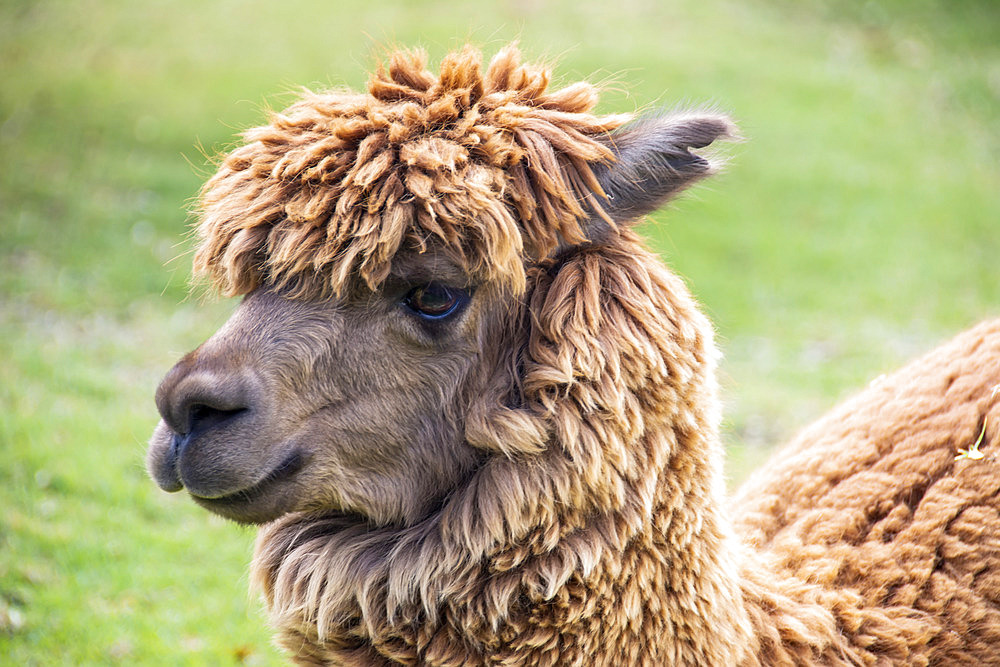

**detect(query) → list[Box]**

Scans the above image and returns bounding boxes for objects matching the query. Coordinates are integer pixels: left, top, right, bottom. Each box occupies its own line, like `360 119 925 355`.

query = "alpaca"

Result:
147 44 1000 665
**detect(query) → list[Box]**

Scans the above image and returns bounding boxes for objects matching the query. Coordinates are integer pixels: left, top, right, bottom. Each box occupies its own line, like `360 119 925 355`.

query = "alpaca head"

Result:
147 44 733 527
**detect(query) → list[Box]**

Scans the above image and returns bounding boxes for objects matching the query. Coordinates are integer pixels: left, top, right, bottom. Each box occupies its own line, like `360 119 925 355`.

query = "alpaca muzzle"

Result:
147 341 306 523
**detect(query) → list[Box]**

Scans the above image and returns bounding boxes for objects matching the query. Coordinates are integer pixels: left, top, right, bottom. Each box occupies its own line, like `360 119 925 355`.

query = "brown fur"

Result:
148 44 1000 665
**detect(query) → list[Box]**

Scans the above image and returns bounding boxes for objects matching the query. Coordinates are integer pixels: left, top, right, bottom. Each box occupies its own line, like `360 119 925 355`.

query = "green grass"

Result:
2 0 998 662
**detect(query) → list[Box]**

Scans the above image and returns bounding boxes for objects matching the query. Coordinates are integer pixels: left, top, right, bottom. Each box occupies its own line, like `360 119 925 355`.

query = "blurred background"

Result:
1 0 997 662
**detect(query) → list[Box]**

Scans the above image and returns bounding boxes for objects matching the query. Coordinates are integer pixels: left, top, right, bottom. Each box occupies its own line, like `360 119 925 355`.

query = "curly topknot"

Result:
193 44 632 299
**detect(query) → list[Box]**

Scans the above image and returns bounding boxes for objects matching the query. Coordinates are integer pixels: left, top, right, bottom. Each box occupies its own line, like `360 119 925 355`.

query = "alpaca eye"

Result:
402 284 468 320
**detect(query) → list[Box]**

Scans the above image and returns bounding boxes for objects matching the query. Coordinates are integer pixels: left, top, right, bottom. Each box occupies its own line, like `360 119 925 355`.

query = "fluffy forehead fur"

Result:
194 44 633 299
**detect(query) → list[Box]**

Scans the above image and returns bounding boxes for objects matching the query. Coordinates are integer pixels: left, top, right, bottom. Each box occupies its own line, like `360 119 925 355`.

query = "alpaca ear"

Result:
585 112 736 237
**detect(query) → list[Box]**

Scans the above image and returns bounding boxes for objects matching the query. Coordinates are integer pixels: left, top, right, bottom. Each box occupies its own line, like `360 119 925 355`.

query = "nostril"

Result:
187 403 247 438
155 357 259 438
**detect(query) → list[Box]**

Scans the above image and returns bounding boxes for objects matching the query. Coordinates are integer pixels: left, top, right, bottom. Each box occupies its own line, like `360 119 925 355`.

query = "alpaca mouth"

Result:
191 450 305 523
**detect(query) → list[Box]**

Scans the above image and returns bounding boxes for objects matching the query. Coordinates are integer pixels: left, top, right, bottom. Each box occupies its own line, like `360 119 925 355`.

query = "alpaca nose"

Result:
155 350 254 439
149 346 268 497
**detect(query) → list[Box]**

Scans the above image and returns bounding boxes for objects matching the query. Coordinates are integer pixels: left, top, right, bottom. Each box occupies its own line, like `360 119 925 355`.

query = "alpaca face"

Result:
146 55 734 527
147 250 514 525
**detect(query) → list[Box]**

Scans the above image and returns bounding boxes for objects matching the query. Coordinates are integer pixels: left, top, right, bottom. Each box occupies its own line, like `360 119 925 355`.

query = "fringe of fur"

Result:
193 44 631 300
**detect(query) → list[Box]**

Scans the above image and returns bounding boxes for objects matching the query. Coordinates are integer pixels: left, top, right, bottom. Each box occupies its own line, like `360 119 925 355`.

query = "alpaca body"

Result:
736 318 1000 665
147 45 1000 665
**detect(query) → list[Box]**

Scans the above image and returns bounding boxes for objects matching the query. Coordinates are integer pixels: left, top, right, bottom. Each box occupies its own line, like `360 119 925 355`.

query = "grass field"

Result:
2 0 998 663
